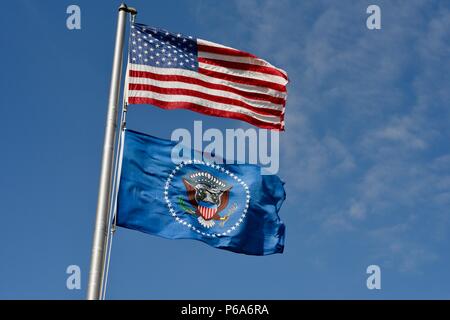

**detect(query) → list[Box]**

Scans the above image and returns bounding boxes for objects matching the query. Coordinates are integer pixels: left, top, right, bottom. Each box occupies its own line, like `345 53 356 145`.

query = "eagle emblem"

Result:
181 171 234 228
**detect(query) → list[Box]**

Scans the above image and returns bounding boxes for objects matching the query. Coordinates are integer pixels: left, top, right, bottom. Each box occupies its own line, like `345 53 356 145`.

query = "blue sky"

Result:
0 0 449 299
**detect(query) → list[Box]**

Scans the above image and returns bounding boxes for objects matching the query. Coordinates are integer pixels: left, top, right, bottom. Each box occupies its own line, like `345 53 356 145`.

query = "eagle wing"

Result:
182 178 198 208
217 187 232 214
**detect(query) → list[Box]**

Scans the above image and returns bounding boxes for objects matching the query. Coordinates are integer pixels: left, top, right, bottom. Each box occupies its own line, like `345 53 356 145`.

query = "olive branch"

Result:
178 197 196 215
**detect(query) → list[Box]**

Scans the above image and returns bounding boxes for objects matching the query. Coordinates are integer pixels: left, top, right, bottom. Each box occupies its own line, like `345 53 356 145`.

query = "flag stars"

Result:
131 27 197 71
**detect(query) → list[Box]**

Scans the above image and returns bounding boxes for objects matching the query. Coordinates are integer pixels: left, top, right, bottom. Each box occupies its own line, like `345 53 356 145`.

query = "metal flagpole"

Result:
87 3 137 300
100 102 127 300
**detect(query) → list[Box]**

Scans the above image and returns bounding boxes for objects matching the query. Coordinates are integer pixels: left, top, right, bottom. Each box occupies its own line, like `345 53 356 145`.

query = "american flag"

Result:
125 23 288 130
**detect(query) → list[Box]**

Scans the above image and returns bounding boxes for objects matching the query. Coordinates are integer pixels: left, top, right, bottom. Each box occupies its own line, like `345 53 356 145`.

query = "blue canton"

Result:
129 23 198 71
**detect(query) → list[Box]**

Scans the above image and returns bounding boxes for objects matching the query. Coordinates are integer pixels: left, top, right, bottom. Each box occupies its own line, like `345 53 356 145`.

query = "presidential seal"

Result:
164 160 250 237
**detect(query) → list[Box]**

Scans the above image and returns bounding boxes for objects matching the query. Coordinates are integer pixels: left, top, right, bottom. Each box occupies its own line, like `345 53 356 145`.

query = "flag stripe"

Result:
198 57 288 81
128 66 287 100
128 76 285 109
128 97 284 130
197 51 288 77
199 62 287 86
129 83 284 115
198 68 287 92
197 44 255 58
127 91 282 123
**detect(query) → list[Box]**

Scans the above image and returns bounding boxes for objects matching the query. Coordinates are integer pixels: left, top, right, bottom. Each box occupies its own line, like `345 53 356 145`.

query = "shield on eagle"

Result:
182 171 232 228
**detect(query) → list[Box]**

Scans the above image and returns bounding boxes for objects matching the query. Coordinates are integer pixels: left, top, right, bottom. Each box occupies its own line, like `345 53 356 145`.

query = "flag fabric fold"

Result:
117 129 286 255
125 23 288 130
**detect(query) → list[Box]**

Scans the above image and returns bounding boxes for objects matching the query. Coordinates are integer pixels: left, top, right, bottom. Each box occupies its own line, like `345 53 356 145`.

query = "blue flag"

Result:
117 129 286 255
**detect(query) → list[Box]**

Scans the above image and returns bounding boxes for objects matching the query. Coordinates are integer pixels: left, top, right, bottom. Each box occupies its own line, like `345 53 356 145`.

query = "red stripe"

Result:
129 70 286 105
197 44 256 58
129 83 282 116
128 97 284 130
198 57 288 81
198 68 286 92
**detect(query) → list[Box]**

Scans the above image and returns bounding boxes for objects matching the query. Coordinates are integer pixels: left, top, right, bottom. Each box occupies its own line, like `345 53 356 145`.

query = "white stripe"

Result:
127 90 281 124
197 38 288 78
197 38 236 50
199 62 287 85
128 76 284 112
128 63 287 98
198 51 288 77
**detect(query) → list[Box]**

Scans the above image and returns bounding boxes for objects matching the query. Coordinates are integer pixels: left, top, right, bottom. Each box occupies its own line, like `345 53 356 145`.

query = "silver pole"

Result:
87 3 136 300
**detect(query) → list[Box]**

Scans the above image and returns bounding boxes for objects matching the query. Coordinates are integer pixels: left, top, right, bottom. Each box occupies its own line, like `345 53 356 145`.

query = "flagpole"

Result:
87 3 137 300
